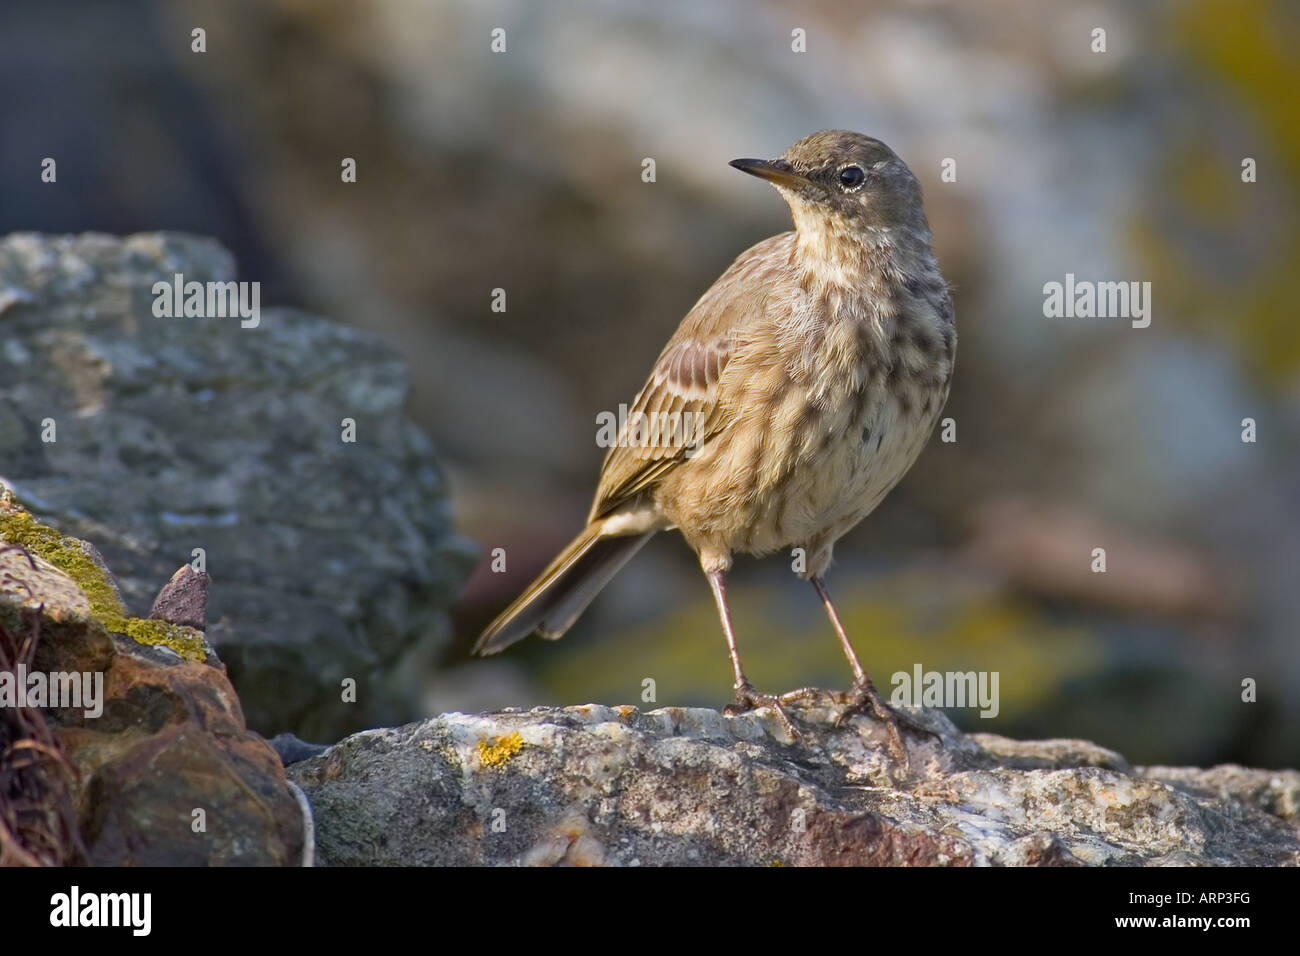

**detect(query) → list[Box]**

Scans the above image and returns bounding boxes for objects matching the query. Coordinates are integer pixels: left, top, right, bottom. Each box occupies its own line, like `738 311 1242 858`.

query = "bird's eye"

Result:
838 165 866 188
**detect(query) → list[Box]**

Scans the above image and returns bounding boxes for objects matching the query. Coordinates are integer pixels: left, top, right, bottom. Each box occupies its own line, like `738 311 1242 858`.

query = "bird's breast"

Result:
757 275 955 547
658 264 955 557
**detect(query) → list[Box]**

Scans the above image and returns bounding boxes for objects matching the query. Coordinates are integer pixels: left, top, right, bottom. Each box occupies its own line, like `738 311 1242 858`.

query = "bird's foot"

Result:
724 682 815 739
834 677 936 771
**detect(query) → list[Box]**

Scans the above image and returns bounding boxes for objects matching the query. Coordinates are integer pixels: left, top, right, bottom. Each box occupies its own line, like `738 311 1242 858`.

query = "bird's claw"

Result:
834 678 929 771
725 681 804 739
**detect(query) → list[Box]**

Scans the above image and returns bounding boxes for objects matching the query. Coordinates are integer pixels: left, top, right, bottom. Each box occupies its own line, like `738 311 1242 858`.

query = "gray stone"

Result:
0 232 476 740
288 694 1300 866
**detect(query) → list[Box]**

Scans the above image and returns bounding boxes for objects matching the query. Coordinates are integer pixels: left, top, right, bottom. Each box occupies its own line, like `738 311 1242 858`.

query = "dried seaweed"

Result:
0 544 86 866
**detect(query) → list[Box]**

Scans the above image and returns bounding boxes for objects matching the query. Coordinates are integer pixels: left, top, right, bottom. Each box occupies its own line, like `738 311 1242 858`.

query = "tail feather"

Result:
473 524 653 655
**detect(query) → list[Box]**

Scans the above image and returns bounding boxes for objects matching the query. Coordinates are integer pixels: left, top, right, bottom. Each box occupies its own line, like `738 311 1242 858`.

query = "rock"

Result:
148 564 209 630
0 542 93 621
0 546 84 866
0 232 476 740
288 696 1300 866
269 732 330 767
0 490 210 666
0 496 303 865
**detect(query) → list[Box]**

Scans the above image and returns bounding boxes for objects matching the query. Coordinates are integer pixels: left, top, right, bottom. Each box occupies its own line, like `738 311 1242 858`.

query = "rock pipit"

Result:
476 130 955 764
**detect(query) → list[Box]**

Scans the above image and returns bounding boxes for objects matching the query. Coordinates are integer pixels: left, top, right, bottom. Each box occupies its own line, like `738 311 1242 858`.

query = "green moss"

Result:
118 617 207 662
0 495 207 662
0 506 126 621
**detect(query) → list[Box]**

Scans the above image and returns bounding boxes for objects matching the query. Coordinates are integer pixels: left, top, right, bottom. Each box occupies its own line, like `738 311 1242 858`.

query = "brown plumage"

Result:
475 130 955 766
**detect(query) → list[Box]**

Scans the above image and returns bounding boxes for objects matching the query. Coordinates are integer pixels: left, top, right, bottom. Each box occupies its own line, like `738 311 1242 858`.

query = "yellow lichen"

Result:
478 731 525 768
118 617 208 662
0 505 126 621
0 495 207 662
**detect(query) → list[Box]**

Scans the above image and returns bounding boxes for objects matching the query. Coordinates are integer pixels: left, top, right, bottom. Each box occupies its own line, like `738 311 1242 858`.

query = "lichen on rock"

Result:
478 731 525 768
288 698 1300 867
0 491 207 662
0 492 303 865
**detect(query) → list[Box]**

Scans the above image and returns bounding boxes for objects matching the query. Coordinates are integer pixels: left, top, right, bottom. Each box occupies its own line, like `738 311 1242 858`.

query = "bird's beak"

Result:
729 157 822 192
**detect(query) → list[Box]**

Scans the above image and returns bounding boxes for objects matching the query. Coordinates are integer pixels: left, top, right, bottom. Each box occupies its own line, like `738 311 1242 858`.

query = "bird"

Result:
474 130 955 763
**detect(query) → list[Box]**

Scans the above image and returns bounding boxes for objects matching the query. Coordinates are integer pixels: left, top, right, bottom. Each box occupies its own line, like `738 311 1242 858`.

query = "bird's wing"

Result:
588 233 794 521
589 335 735 519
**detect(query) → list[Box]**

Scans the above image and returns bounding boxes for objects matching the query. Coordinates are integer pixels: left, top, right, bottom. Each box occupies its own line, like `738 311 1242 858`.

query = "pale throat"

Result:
782 197 940 382
788 201 901 296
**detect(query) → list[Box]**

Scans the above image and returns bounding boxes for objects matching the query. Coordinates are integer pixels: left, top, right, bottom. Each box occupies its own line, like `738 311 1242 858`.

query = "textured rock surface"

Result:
0 232 475 739
289 696 1300 866
0 498 303 865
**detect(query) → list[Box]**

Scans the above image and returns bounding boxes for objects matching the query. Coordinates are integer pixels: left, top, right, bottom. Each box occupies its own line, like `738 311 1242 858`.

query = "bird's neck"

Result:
790 208 934 294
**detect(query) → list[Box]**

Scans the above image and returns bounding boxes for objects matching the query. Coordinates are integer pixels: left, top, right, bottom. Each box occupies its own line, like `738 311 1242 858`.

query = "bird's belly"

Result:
665 382 937 555
768 393 938 550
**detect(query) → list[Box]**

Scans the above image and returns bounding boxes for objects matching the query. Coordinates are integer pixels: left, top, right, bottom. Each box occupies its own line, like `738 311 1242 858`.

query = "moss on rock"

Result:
0 491 207 662
0 504 126 621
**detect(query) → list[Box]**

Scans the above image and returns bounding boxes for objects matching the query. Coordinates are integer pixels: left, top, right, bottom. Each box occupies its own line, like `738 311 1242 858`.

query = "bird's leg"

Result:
811 575 933 768
706 569 807 738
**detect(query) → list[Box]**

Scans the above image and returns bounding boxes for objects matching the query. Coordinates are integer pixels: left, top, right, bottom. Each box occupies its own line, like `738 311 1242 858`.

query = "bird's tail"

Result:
473 522 654 655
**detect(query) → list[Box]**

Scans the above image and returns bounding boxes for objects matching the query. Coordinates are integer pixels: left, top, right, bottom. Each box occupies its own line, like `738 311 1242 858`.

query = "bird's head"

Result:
730 130 930 255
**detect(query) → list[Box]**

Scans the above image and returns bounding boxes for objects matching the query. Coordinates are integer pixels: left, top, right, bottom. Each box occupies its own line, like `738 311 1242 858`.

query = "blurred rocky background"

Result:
0 233 475 741
1 0 1296 766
